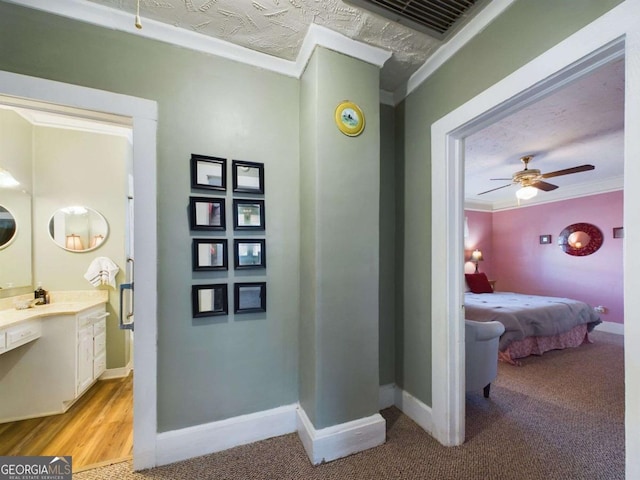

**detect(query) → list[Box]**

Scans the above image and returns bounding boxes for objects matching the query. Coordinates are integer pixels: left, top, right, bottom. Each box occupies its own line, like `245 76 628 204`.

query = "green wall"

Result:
379 103 395 386
398 0 623 404
299 47 381 429
0 2 300 432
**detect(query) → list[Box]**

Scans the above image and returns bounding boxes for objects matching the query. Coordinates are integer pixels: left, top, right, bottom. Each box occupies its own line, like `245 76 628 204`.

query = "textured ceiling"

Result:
85 0 464 92
465 57 625 208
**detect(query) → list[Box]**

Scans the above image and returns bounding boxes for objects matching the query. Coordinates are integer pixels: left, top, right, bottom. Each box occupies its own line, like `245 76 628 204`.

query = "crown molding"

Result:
399 0 517 105
2 104 133 142
7 0 390 82
480 176 624 212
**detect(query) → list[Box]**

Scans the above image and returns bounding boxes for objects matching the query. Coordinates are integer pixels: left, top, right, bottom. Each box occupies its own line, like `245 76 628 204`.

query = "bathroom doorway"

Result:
0 71 158 471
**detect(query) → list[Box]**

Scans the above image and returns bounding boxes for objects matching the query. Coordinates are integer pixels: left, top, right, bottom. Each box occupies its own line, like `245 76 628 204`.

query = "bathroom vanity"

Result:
0 291 108 423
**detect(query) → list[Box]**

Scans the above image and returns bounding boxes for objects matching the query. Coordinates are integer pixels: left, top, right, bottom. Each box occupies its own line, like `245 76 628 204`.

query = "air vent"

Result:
345 0 479 39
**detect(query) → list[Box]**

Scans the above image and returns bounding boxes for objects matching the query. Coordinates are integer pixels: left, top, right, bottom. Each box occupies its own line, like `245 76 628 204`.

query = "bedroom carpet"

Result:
74 331 624 479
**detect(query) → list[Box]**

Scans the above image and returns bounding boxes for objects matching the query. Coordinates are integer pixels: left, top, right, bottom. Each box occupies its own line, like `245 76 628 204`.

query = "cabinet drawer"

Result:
94 331 106 355
94 352 107 379
6 321 42 350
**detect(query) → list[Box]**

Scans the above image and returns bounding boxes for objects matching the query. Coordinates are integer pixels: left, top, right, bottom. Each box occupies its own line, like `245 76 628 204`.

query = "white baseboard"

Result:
296 407 386 465
595 321 624 336
156 404 298 467
379 383 396 410
394 388 433 434
100 360 133 380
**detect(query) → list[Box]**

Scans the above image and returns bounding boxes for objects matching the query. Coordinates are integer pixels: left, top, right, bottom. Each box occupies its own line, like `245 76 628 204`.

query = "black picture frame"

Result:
539 234 552 244
232 160 264 194
234 282 267 314
190 154 226 191
189 196 226 231
192 284 228 317
233 199 265 230
613 227 624 238
234 239 266 270
192 239 228 271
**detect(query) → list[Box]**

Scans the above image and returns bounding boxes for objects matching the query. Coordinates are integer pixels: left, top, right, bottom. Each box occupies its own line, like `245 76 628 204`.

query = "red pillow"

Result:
465 273 493 294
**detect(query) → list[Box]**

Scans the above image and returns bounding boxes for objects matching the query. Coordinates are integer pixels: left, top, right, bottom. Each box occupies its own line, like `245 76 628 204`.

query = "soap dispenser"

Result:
34 282 47 305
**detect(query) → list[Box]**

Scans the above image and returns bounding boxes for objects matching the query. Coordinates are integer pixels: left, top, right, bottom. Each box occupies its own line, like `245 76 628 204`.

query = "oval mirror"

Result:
0 204 18 250
558 222 603 256
48 206 109 252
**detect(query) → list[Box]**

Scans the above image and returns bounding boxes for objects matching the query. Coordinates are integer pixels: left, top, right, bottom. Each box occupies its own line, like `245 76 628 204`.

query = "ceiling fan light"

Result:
516 185 538 200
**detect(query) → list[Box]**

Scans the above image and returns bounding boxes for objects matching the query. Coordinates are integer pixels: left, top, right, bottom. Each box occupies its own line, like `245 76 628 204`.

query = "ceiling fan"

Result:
477 155 595 199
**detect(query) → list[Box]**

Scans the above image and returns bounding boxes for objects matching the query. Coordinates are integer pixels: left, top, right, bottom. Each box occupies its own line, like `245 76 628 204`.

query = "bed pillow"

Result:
465 273 493 294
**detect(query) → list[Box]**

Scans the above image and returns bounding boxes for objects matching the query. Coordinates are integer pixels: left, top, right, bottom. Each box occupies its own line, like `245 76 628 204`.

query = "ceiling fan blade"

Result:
489 177 513 181
477 183 513 195
541 164 595 179
531 180 558 191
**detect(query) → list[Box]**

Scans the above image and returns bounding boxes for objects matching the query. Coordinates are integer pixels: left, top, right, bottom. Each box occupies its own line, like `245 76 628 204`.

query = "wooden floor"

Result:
0 373 133 472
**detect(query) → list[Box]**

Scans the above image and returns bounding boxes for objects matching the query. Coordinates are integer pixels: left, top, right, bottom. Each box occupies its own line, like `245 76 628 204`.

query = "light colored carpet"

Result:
75 331 624 479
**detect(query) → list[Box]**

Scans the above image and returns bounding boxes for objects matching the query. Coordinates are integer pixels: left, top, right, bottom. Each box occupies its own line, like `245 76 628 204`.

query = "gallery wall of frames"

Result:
189 154 267 318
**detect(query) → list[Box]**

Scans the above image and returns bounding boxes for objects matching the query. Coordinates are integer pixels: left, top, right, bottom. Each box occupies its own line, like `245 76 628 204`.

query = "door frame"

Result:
430 1 640 475
0 70 158 470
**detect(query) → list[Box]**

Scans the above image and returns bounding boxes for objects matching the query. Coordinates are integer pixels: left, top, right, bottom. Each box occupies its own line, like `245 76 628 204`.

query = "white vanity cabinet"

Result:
0 302 108 423
76 306 108 396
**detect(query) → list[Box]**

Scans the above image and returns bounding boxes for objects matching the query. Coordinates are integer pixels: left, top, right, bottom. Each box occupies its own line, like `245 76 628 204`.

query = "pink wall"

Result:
486 191 623 324
464 210 494 278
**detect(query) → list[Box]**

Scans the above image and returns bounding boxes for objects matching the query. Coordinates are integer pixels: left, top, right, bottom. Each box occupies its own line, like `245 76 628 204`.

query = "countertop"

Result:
0 290 108 330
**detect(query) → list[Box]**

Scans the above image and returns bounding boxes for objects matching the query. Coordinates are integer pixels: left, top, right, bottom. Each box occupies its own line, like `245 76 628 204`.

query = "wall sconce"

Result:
66 234 84 251
0 167 20 188
470 249 483 273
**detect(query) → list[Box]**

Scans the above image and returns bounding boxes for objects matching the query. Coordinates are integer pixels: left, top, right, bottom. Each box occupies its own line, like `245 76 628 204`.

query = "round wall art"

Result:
335 101 365 137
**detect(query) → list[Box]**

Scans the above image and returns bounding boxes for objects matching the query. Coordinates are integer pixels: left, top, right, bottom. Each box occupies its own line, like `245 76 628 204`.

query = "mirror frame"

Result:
192 238 228 271
558 222 603 256
192 283 228 317
48 206 109 253
0 204 18 250
232 160 264 194
190 154 226 192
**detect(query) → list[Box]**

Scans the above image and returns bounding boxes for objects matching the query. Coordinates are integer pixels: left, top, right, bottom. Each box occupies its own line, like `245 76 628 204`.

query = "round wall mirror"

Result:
0 205 17 250
558 222 603 256
48 206 109 252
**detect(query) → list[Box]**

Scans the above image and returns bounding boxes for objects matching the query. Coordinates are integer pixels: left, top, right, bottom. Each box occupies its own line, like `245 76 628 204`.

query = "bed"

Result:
464 274 602 364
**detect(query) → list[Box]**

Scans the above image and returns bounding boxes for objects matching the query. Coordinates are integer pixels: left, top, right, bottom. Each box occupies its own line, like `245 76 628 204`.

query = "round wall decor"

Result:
335 101 365 137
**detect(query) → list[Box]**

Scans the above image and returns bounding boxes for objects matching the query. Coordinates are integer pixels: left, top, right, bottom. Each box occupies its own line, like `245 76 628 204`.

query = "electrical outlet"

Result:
594 305 607 314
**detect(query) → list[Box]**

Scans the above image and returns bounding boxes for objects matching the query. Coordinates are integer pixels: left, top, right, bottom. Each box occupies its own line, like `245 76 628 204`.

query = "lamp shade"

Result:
471 249 483 262
66 234 84 251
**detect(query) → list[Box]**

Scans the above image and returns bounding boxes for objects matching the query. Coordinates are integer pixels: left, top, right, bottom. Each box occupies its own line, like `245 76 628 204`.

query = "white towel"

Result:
84 257 120 288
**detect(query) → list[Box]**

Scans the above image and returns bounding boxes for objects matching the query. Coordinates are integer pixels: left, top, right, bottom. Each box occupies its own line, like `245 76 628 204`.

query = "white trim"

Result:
431 0 639 466
393 388 434 434
400 0 517 105
156 404 298 467
595 321 624 336
296 407 386 465
0 70 159 471
100 361 133 380
6 1 390 79
379 383 396 410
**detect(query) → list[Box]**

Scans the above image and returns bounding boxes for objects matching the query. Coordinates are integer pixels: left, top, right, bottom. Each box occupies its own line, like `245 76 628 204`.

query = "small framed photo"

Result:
233 160 264 194
234 282 266 314
233 199 265 230
234 239 266 269
613 227 624 238
192 284 228 317
539 234 552 244
193 239 228 271
191 154 226 191
189 197 226 231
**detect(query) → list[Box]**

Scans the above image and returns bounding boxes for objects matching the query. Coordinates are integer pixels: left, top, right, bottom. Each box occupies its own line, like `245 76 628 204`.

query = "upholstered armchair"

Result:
465 319 505 398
